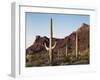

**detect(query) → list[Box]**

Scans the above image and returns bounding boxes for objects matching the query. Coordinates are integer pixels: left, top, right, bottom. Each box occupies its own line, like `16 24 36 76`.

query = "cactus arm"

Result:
44 43 49 51
52 42 56 49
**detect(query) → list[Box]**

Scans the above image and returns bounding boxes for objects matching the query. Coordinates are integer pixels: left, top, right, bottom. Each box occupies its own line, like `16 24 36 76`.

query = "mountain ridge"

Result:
26 23 89 53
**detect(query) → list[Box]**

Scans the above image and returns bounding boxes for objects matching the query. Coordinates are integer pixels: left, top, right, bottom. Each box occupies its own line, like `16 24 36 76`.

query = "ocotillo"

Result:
44 17 56 65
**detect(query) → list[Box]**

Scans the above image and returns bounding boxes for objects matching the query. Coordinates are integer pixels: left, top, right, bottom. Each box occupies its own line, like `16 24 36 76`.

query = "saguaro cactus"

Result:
66 44 68 57
75 31 78 58
44 17 56 65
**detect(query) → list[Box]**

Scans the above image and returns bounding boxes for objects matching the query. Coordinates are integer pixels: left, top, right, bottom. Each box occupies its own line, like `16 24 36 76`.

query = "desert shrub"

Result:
80 49 89 60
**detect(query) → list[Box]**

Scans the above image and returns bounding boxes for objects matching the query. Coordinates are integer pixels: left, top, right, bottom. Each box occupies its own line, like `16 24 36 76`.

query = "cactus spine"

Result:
44 17 56 65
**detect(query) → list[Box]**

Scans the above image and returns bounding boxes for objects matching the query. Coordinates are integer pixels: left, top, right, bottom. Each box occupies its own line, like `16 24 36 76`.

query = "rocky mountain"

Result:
26 23 89 67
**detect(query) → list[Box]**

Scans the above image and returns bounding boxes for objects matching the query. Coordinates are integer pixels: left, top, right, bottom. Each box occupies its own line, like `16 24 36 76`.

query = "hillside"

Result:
26 23 90 67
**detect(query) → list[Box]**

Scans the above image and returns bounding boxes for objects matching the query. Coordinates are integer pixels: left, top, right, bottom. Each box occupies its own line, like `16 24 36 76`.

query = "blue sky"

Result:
26 12 90 48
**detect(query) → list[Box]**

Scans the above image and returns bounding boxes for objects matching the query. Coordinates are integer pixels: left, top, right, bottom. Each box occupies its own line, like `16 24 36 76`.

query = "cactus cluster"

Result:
44 17 79 65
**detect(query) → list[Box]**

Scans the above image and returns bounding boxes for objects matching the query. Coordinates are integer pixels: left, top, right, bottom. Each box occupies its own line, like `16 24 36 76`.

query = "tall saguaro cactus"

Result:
76 31 78 58
44 17 56 65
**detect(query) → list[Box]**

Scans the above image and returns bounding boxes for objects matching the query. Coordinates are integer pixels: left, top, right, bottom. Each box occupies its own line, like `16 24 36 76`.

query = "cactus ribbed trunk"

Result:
49 17 53 64
44 17 56 65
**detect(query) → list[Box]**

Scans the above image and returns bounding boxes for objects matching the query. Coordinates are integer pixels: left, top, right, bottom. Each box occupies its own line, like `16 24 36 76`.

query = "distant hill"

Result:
26 23 89 67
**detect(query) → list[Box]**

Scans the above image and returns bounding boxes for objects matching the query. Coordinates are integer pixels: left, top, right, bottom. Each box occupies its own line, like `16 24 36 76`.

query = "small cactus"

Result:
44 17 56 65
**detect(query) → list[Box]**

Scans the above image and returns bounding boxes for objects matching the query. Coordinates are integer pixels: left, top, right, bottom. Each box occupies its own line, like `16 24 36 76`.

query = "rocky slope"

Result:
26 23 90 67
